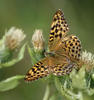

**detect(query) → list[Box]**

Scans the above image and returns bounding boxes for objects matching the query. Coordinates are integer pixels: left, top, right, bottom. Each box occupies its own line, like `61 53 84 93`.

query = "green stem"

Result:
43 84 50 100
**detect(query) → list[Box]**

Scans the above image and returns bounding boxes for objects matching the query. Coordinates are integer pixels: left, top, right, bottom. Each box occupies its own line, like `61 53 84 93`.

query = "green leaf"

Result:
0 43 26 68
27 45 38 65
0 75 24 92
54 77 83 100
27 44 45 65
70 66 86 89
85 69 94 95
86 88 94 96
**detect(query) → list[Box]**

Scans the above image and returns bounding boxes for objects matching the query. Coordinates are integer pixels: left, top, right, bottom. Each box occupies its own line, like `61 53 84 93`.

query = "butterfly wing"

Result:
25 57 50 81
50 55 75 76
49 9 69 51
54 35 82 62
25 10 82 82
25 56 74 81
53 63 74 76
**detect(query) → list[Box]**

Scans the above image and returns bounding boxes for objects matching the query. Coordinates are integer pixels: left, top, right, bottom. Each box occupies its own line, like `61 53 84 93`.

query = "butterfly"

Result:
25 9 82 81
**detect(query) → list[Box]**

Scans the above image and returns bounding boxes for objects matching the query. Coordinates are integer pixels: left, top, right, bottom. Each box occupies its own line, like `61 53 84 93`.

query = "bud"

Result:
32 29 45 51
5 27 26 50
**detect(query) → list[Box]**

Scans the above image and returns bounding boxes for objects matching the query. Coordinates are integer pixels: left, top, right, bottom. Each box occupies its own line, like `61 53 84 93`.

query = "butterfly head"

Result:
55 9 63 15
44 51 55 57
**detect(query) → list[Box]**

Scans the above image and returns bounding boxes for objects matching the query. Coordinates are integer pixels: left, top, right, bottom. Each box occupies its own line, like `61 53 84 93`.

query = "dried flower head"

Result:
5 27 26 50
32 29 45 51
80 50 94 71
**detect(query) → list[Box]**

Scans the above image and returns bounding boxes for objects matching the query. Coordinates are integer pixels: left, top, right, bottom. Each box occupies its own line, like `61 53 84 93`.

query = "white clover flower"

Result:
32 29 45 51
80 50 94 71
5 27 26 50
81 50 94 65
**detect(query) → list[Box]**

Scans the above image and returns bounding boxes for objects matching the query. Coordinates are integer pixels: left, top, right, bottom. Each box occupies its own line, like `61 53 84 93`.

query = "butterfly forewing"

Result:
25 58 49 81
49 9 69 51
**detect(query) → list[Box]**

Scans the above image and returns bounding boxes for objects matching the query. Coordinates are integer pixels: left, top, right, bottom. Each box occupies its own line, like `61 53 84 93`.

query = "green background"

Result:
0 0 94 100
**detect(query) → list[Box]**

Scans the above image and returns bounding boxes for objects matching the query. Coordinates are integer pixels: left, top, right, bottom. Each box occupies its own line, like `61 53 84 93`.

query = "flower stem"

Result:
43 84 50 100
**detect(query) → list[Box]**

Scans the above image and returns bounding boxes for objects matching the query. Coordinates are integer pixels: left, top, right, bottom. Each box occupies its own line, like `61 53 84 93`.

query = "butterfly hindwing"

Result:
54 35 82 62
49 9 69 51
53 63 74 76
63 35 81 61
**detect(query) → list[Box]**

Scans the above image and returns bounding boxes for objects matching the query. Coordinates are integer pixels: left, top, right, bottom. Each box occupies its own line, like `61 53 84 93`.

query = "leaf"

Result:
54 77 83 100
70 66 86 89
0 43 26 68
0 75 24 92
86 88 94 96
27 45 38 65
27 44 45 65
85 69 94 95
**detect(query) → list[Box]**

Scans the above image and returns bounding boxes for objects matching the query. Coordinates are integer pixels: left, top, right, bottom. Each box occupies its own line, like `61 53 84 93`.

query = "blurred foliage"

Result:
0 0 94 100
0 75 24 92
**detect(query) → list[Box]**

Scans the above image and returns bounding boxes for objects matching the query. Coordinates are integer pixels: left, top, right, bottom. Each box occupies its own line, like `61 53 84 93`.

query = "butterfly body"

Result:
25 9 82 82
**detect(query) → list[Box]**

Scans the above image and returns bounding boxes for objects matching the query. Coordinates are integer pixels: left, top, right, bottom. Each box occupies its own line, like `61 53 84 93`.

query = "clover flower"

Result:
80 50 94 71
5 27 26 50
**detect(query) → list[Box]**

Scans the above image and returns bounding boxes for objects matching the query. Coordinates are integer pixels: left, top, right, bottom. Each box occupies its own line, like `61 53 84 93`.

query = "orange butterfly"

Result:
25 9 82 81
